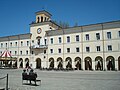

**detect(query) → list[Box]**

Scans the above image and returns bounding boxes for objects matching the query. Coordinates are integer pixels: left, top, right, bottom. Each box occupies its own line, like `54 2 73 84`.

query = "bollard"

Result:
6 74 8 90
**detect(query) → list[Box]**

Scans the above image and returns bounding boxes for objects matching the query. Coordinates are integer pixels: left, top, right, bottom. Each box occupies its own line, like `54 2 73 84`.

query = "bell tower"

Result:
35 10 52 23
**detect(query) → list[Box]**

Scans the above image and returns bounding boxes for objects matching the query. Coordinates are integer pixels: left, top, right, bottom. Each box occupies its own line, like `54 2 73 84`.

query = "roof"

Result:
30 20 61 29
46 20 120 36
35 10 52 17
0 33 31 42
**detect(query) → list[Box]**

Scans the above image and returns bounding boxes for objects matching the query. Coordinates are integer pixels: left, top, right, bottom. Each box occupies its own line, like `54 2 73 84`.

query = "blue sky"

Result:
0 0 120 37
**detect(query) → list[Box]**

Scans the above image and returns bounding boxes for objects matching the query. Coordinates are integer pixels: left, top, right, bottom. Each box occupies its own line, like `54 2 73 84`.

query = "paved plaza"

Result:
0 69 120 90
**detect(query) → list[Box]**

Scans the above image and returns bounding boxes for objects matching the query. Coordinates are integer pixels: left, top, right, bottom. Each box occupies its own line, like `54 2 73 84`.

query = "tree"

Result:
53 20 69 28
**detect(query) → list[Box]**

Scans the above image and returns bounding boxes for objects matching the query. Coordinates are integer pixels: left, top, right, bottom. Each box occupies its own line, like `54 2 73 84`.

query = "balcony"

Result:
30 45 48 49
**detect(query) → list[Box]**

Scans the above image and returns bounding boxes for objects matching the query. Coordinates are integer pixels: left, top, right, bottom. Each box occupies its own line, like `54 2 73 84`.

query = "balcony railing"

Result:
30 45 48 49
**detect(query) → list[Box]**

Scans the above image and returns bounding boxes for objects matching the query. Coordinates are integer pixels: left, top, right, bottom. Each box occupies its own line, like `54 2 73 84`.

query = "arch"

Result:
13 61 17 68
36 58 41 69
74 57 81 70
37 17 40 23
95 56 103 70
25 58 29 68
19 58 23 68
65 57 72 69
49 58 54 69
41 16 43 22
118 56 120 70
84 57 92 70
57 57 63 69
106 56 115 70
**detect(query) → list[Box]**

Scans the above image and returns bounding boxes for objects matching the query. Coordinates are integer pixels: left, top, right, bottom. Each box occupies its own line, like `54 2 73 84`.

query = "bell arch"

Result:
106 56 115 70
84 57 92 70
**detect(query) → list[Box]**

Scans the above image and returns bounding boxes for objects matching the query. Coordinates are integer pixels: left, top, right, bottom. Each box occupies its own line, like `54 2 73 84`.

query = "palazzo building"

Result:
0 10 120 70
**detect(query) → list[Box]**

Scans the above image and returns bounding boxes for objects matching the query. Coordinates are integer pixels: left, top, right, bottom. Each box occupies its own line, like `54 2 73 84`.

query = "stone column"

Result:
54 61 57 69
63 61 66 69
72 61 75 69
92 61 95 71
115 59 118 70
82 61 85 70
104 59 107 71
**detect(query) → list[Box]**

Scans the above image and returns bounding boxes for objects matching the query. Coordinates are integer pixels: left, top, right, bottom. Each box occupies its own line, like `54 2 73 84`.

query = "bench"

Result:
22 74 41 85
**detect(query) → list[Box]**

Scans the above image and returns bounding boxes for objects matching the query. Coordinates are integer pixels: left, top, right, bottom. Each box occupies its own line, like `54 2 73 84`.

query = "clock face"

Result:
37 28 42 34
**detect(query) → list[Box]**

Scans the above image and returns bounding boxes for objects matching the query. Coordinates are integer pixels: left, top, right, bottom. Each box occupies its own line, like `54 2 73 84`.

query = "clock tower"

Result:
29 10 60 69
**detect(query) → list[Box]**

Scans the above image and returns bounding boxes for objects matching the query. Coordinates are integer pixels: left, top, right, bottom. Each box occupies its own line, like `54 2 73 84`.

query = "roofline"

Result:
79 20 120 27
35 10 52 16
46 20 120 32
0 33 31 39
30 20 62 29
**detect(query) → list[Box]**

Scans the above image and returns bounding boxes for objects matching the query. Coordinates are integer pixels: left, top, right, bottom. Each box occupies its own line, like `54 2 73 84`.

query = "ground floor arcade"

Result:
16 56 120 71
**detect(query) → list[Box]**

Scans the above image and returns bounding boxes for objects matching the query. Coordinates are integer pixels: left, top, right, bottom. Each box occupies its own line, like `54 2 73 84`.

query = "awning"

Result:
0 50 17 61
1 50 11 58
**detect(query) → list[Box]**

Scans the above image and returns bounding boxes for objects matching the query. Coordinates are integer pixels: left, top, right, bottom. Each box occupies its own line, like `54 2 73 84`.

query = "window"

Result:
10 42 12 47
26 50 28 55
21 41 23 46
50 38 53 44
107 32 111 39
58 48 61 53
67 36 70 43
15 42 17 47
20 51 22 55
1 43 3 48
96 33 100 40
32 51 34 54
118 31 120 37
5 43 7 47
10 51 12 54
108 45 112 51
58 37 62 43
32 40 34 44
86 47 90 52
15 51 17 55
67 48 70 53
45 39 47 45
27 41 29 46
76 35 79 42
44 50 46 54
50 49 53 53
96 46 100 51
76 47 80 52
86 34 89 40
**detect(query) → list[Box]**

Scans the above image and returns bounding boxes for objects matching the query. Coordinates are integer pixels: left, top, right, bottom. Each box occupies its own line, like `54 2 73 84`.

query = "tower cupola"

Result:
35 10 52 23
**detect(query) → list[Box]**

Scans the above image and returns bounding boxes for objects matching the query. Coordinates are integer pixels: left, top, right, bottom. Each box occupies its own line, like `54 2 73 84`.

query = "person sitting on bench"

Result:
22 69 27 76
29 69 37 84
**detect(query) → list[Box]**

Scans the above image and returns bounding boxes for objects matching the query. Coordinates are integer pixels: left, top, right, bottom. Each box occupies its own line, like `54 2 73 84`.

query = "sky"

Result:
0 0 120 37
